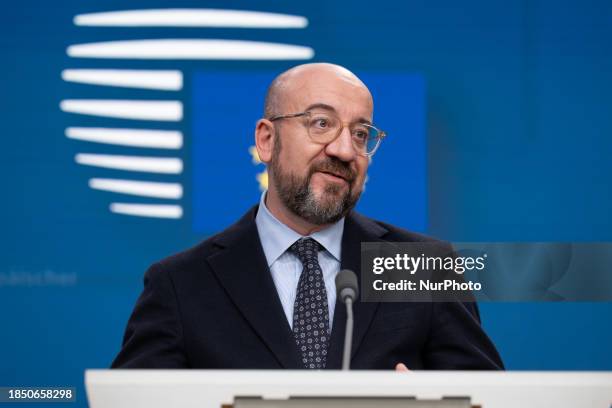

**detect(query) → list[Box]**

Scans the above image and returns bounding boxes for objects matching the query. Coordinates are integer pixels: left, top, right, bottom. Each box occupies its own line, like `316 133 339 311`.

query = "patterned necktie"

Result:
289 237 330 369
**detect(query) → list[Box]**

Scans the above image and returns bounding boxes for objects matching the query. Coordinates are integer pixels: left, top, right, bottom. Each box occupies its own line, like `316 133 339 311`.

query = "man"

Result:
112 63 503 370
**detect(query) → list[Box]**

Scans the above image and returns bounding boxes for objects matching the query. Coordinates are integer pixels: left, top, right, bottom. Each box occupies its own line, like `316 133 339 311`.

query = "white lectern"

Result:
85 370 612 408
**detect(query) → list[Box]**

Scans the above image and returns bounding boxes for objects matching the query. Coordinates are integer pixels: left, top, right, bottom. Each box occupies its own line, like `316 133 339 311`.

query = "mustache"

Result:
309 158 356 182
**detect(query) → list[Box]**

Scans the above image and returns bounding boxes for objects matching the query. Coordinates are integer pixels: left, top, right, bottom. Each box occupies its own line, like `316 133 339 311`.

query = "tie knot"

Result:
289 238 321 263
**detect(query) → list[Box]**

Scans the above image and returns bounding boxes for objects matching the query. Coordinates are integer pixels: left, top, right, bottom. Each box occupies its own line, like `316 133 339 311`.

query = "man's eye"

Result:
353 130 369 142
311 118 331 129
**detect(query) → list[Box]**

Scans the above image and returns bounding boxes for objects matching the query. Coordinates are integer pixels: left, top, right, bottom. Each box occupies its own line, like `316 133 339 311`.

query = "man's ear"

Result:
255 119 275 164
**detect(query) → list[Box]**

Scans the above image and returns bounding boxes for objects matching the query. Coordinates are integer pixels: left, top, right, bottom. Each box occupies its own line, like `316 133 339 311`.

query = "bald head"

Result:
263 63 372 118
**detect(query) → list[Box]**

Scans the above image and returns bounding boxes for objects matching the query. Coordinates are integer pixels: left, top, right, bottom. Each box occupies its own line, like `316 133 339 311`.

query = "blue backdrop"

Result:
2 1 612 406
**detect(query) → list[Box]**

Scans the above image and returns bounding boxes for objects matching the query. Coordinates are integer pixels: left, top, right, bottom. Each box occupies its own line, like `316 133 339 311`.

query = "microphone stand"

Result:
341 297 354 371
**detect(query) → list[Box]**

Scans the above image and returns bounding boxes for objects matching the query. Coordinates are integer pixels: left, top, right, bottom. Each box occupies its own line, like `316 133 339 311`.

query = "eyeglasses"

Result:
268 111 386 157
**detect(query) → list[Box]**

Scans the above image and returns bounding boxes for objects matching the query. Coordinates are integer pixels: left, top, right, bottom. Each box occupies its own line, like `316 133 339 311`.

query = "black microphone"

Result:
335 269 359 370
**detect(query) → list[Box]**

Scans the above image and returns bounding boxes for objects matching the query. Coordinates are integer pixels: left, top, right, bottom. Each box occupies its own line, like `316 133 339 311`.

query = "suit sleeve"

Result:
423 301 504 370
111 263 189 368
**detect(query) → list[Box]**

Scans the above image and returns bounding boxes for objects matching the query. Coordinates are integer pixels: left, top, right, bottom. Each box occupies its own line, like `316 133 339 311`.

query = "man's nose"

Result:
324 125 357 162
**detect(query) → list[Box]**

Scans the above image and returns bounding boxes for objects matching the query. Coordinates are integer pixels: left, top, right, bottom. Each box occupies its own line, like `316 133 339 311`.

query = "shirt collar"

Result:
255 191 344 266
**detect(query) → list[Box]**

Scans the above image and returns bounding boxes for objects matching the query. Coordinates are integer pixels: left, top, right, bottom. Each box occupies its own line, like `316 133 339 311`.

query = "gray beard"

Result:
269 139 361 225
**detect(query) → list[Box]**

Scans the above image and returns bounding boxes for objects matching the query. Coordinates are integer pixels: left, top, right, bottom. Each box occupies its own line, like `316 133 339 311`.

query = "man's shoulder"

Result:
348 211 442 244
152 205 258 274
152 235 218 274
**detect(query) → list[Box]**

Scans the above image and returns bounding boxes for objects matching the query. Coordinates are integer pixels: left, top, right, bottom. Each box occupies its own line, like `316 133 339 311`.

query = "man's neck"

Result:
264 190 331 236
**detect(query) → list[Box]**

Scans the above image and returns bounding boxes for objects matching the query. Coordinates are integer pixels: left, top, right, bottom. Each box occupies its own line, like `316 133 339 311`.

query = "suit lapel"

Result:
206 206 303 369
326 212 387 369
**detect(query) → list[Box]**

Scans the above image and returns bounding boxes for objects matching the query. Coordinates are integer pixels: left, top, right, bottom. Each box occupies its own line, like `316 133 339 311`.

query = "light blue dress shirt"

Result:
255 192 343 329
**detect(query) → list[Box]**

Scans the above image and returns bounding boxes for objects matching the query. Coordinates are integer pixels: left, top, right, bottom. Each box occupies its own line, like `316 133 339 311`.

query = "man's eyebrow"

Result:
356 116 372 125
304 103 372 125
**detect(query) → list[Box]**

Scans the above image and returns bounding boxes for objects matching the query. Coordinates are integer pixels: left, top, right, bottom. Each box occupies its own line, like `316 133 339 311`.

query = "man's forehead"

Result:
283 72 373 116
288 69 369 96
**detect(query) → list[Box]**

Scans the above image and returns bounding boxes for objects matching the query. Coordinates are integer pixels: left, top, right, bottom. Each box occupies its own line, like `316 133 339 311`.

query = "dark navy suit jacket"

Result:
112 206 504 370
